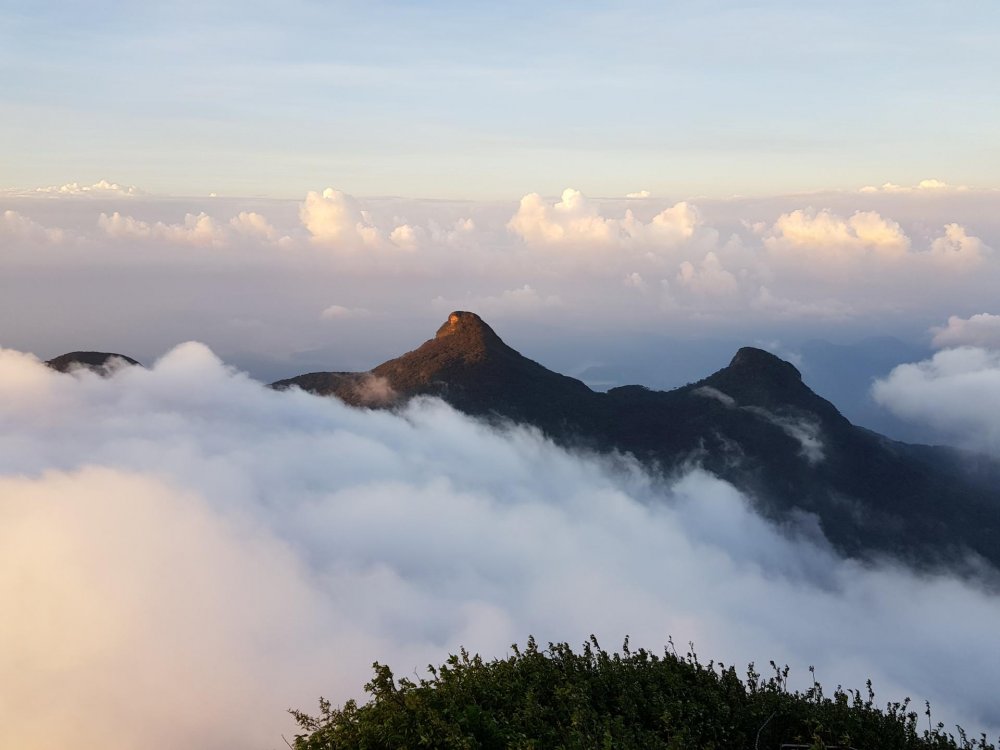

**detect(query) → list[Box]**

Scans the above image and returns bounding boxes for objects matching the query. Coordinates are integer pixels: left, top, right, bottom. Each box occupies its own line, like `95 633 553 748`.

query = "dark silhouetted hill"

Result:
46 351 141 375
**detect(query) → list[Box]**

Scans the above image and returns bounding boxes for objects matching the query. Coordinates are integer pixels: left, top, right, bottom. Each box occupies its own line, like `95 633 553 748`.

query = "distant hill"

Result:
45 351 142 374
274 311 1000 574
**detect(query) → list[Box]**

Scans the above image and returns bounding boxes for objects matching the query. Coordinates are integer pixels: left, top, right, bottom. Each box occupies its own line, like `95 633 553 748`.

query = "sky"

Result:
2 1 999 198
4 2 1000 747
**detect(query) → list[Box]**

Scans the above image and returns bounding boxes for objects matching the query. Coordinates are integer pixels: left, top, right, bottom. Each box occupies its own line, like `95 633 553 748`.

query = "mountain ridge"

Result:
272 311 1000 574
45 313 1000 575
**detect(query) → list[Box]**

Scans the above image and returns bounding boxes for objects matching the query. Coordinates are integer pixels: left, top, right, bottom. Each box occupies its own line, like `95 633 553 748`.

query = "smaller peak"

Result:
46 351 141 374
435 311 501 342
728 347 801 381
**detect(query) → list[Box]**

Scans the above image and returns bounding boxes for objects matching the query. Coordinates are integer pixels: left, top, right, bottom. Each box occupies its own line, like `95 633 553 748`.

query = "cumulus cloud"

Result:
507 188 703 250
388 223 420 249
764 208 910 262
676 252 739 297
932 313 1000 350
95 208 295 248
641 200 703 246
98 211 228 246
0 209 64 243
230 210 280 241
872 347 1000 454
929 223 991 267
2 344 1000 750
507 188 618 245
626 190 651 199
428 216 477 245
300 188 384 247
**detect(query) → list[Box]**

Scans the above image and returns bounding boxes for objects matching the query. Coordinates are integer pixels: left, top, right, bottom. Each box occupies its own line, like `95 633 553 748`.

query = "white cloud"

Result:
859 178 964 194
97 211 151 238
641 201 702 246
229 211 279 241
507 188 618 245
8 179 145 197
744 406 824 464
765 208 910 262
2 343 1000 750
872 347 1000 453
625 190 651 199
429 216 476 243
918 178 953 191
388 223 420 249
691 383 823 463
0 210 64 243
98 211 227 246
691 385 736 408
300 188 383 248
929 223 990 267
932 313 1000 350
507 188 703 250
675 252 739 296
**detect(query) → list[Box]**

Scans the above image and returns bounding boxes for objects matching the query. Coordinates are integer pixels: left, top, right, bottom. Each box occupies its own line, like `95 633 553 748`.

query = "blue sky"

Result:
2 1 999 197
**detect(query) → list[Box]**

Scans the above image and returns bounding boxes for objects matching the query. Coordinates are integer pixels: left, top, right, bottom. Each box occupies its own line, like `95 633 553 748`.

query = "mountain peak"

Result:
361 310 593 412
727 347 801 382
435 311 502 343
699 345 843 421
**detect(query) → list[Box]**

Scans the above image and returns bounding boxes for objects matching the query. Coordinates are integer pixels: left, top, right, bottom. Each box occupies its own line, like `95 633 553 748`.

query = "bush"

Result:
290 636 995 750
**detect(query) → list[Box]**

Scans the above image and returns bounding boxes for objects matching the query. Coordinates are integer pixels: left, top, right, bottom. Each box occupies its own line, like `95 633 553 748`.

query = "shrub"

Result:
291 636 996 750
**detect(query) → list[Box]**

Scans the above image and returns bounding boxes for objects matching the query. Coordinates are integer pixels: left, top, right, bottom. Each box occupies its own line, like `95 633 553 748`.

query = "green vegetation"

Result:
290 636 995 749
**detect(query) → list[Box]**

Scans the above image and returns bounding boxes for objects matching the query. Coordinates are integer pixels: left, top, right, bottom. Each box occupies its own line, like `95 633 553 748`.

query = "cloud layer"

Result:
2 345 1000 749
2 181 1000 387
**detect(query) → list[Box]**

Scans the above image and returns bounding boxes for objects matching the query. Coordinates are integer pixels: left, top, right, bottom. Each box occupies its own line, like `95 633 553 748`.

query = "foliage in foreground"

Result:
291 636 995 750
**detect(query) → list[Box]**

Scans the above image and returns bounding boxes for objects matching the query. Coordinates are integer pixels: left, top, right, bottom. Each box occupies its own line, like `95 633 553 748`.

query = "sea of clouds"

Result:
2 342 1000 750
